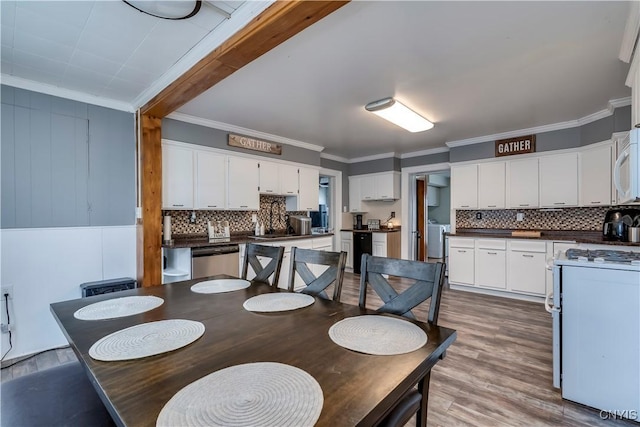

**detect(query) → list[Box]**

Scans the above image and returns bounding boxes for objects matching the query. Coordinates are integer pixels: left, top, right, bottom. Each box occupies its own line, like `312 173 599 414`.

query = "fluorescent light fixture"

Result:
365 97 434 132
123 1 201 20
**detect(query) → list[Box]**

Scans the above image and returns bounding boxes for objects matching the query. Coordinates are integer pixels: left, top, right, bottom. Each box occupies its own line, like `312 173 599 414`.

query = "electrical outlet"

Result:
251 213 257 223
190 211 196 223
516 212 525 222
476 212 482 220
1 286 13 300
390 212 395 218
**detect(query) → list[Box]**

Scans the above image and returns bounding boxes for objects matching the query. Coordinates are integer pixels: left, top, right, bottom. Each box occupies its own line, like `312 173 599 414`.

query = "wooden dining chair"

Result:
358 254 446 427
241 243 285 286
287 247 347 301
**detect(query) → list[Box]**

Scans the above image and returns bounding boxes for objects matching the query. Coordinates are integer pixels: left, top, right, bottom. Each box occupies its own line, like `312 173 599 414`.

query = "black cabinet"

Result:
353 232 372 274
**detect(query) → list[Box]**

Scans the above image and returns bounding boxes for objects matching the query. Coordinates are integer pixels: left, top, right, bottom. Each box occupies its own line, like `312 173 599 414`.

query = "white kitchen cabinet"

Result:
195 151 226 209
258 160 279 194
360 172 401 201
507 157 539 209
279 165 299 196
297 167 320 211
478 162 505 209
508 240 547 296
427 174 448 187
579 143 612 207
539 153 578 207
227 157 259 210
162 247 191 284
372 233 387 257
310 236 334 278
349 176 365 212
448 237 475 285
451 164 478 209
162 144 194 209
340 232 353 269
474 239 506 289
361 176 376 201
427 185 440 206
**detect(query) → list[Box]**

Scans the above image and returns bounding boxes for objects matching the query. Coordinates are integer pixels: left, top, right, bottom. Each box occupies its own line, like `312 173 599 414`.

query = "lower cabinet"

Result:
475 240 506 290
341 232 353 269
507 241 547 295
448 238 475 285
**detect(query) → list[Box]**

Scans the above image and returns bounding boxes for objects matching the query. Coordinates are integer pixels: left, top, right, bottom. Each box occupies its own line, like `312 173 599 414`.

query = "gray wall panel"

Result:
580 116 614 146
163 118 320 166
13 88 30 109
401 151 450 168
1 85 14 105
537 127 580 151
614 105 631 131
1 105 15 228
14 106 32 227
450 142 494 163
350 157 398 175
320 157 350 207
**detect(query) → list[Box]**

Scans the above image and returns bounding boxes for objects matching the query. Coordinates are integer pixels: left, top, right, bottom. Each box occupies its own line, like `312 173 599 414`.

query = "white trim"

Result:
619 1 640 63
320 152 350 163
446 98 632 148
449 284 544 303
132 1 275 109
319 167 343 250
400 162 451 260
400 146 450 159
1 74 134 112
166 112 324 152
347 152 397 163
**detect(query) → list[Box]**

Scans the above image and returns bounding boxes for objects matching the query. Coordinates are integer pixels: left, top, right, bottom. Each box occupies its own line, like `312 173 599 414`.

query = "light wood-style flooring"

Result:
2 273 637 426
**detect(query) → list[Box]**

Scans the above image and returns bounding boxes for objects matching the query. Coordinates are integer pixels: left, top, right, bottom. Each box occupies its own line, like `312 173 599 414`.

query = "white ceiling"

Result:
1 1 633 161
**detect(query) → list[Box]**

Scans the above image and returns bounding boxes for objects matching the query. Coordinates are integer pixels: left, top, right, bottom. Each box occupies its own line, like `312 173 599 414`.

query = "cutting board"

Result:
511 230 542 237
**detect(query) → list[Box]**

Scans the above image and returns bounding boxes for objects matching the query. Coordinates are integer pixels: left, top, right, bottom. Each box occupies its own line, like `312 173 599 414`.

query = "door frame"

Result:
320 167 343 251
401 163 450 260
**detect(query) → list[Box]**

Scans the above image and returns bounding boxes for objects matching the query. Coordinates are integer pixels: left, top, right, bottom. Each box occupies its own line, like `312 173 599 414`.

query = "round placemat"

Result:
89 319 205 361
191 279 251 294
328 315 427 355
243 293 315 312
74 295 164 321
156 362 323 427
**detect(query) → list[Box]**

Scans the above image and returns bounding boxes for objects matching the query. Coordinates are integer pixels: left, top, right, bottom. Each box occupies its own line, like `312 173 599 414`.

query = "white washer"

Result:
427 224 450 258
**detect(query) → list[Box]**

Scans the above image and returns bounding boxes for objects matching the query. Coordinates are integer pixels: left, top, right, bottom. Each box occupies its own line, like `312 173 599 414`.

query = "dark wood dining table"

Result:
50 276 456 427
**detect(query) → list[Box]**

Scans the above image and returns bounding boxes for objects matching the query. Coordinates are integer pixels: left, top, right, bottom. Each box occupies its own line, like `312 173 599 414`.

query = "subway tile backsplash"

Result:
163 195 307 236
455 206 630 231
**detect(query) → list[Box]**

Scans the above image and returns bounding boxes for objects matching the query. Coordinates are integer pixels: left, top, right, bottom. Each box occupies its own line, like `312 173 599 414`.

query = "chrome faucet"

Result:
269 200 280 235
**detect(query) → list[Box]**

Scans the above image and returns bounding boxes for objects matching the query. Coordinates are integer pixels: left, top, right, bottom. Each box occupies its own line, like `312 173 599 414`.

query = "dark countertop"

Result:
163 232 334 249
447 228 640 247
340 228 401 233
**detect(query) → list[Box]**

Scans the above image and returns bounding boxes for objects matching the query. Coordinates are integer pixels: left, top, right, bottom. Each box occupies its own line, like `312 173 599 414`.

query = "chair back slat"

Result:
242 243 285 287
359 254 446 324
288 247 347 301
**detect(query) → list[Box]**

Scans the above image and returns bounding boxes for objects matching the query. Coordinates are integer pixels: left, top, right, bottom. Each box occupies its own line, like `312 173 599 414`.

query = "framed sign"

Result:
495 135 536 157
228 134 282 155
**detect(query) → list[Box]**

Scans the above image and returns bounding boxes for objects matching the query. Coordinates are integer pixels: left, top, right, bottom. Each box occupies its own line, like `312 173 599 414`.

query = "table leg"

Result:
416 372 431 427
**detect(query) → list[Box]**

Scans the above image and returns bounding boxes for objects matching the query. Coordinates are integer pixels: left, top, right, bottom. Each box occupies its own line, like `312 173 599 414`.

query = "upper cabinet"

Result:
507 158 539 209
579 142 612 207
163 144 194 209
349 176 364 213
451 164 478 209
279 165 299 196
227 157 259 210
359 172 400 201
258 161 298 196
195 151 225 210
539 153 578 208
298 167 320 211
478 162 505 209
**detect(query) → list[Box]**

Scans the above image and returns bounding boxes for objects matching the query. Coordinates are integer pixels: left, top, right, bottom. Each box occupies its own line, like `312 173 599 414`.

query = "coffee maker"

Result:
354 214 364 230
603 208 639 241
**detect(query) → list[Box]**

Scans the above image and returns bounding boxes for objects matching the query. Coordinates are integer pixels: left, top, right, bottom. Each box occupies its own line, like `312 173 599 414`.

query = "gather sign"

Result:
495 135 536 157
228 134 282 155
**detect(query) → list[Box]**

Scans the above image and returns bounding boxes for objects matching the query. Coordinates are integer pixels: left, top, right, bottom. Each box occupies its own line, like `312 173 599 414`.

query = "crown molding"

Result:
446 97 632 148
348 152 398 164
132 1 274 109
320 152 350 163
167 111 324 152
400 146 449 159
619 1 640 63
1 74 134 112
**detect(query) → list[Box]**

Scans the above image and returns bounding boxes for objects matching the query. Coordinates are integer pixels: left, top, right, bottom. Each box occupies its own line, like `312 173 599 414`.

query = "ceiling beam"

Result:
141 0 350 118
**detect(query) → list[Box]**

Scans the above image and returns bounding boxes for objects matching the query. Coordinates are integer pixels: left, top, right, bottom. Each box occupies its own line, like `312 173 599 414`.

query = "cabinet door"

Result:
259 161 279 194
508 158 539 208
349 176 363 212
195 151 225 209
376 173 400 200
475 249 506 289
427 185 440 206
451 164 478 209
508 251 546 295
360 176 376 201
372 233 387 257
341 232 353 269
539 153 578 207
478 162 505 209
298 167 319 211
227 157 259 210
162 144 194 209
579 144 612 206
279 165 299 196
448 245 474 285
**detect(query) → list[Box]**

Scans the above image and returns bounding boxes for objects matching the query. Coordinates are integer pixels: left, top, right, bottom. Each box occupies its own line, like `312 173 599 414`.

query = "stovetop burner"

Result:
565 249 640 264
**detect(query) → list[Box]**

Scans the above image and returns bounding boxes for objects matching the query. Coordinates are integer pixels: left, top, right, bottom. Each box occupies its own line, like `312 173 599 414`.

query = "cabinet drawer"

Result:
449 237 474 248
509 240 546 253
312 237 333 249
475 239 506 250
372 233 387 244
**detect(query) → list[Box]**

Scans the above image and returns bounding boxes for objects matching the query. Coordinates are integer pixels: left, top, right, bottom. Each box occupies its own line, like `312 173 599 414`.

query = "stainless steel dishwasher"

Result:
191 245 240 279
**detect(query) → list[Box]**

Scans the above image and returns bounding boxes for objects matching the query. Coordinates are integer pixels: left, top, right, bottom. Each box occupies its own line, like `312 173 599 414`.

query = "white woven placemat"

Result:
328 315 428 355
156 362 323 427
243 293 315 312
191 279 251 294
74 296 164 321
89 319 205 361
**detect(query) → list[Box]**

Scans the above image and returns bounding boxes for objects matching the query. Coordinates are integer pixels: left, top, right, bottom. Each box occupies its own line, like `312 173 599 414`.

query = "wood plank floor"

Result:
2 273 638 426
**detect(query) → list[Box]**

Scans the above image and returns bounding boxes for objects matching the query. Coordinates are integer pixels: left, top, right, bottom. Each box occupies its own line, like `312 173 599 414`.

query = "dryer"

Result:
427 224 450 258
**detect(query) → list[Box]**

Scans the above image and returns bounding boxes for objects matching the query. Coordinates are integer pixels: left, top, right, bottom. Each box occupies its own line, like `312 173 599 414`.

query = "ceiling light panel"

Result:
365 97 434 132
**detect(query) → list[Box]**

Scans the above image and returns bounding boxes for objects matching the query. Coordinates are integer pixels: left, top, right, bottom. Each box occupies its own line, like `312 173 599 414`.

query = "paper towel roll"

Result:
163 216 172 242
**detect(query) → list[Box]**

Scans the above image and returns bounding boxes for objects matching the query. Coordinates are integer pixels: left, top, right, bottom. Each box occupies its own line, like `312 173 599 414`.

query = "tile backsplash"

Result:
455 206 629 231
162 195 307 236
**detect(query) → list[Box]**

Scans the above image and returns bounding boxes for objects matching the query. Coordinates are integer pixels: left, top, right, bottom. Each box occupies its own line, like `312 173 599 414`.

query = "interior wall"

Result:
428 185 451 224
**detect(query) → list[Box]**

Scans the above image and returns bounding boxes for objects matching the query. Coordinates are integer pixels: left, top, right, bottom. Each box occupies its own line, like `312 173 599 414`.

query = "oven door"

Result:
550 265 562 389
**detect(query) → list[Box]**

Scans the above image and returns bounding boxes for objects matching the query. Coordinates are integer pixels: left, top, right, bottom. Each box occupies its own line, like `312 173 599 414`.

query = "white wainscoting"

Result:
0 226 136 359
